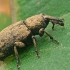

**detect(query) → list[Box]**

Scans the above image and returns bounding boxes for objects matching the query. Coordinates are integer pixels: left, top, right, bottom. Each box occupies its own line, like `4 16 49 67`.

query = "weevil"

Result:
0 13 64 69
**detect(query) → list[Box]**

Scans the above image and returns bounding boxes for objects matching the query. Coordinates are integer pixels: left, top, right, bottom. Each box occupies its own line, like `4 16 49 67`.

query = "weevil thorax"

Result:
25 14 47 35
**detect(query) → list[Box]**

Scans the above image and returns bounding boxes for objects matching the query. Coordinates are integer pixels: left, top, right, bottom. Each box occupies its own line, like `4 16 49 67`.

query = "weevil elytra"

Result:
0 13 64 69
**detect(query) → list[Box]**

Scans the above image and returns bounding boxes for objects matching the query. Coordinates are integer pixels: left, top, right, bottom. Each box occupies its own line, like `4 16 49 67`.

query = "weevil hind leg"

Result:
14 46 20 69
14 42 25 48
14 42 25 69
32 35 40 58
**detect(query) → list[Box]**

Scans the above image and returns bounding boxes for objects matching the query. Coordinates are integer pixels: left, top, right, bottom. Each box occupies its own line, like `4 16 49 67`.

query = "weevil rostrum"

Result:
0 13 64 69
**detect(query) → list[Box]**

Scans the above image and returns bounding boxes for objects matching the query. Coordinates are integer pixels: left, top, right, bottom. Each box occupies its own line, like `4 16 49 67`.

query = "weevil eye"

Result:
39 28 44 37
60 23 64 26
59 20 64 26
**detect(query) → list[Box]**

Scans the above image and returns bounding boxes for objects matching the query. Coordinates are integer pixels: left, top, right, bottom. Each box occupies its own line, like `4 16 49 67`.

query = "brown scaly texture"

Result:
25 14 47 35
0 21 31 59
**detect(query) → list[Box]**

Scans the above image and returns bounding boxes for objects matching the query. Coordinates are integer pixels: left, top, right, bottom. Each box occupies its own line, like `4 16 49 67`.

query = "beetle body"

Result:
0 13 64 69
0 21 32 60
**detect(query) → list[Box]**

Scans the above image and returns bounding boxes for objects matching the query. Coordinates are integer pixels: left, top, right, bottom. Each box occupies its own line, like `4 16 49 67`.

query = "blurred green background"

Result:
0 0 70 70
0 14 11 31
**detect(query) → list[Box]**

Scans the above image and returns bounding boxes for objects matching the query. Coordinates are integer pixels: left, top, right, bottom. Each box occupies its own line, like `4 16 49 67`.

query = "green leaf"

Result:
0 0 70 70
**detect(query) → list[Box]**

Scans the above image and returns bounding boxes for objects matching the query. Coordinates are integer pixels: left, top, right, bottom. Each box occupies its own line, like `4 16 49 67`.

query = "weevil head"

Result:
42 13 64 26
50 19 64 26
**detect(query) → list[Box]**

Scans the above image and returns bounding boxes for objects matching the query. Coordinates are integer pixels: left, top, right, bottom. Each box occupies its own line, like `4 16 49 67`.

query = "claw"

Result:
52 39 59 44
17 64 20 70
35 50 40 58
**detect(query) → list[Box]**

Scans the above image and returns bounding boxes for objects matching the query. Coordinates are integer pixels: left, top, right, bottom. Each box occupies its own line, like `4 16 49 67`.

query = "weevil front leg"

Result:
44 30 59 44
39 28 59 44
32 36 40 58
14 42 25 69
52 23 55 30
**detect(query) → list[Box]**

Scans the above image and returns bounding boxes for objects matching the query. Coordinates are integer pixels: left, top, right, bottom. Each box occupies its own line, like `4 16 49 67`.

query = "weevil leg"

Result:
14 46 20 69
14 42 25 69
32 36 40 58
52 23 55 30
14 42 25 48
44 30 59 44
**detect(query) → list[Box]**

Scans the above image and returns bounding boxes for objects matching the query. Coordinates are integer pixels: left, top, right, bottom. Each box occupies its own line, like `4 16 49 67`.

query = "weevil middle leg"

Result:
32 36 40 58
52 23 55 30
